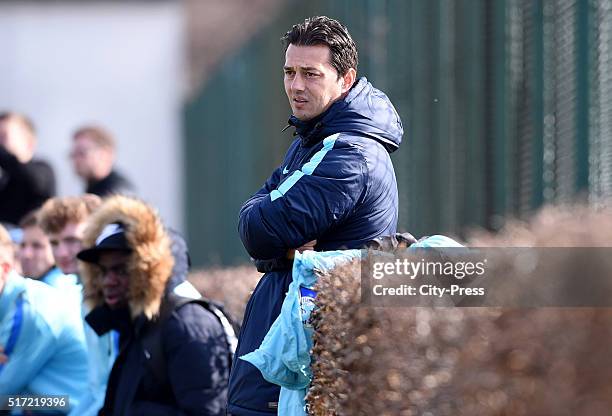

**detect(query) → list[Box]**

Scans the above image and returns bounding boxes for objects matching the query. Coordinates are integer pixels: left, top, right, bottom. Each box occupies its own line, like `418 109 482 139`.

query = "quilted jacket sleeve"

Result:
239 137 366 260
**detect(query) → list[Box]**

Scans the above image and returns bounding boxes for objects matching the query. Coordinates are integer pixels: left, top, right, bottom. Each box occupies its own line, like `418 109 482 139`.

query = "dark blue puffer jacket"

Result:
227 77 403 415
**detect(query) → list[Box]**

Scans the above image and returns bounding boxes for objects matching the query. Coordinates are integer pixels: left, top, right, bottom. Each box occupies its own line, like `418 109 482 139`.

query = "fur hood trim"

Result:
79 195 174 320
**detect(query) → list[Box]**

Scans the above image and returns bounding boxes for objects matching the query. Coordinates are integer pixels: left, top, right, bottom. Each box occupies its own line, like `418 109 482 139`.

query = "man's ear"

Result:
0 260 11 286
26 135 36 157
341 68 357 94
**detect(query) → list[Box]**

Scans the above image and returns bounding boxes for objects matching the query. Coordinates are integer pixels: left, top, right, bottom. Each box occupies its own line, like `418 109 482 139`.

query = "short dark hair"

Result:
282 16 358 77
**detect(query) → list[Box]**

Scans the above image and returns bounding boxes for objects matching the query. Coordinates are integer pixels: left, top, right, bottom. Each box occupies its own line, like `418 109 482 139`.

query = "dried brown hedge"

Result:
307 205 612 416
188 265 261 322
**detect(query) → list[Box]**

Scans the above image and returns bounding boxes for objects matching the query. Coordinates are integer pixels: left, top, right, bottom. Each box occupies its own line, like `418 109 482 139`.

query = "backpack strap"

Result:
140 293 238 386
166 295 239 364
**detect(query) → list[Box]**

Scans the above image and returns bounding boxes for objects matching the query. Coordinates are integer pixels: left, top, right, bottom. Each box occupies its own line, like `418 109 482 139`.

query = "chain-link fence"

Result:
184 0 612 266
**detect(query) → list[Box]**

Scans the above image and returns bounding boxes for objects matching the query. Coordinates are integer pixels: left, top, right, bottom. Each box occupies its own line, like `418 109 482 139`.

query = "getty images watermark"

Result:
371 257 487 298
361 247 612 307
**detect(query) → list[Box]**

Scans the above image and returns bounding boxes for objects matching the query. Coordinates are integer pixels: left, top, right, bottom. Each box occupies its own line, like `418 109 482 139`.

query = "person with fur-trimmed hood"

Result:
77 195 229 416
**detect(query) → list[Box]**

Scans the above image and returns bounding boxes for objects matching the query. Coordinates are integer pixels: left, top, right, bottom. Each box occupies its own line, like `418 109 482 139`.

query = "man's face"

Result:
0 247 14 295
48 221 87 274
19 226 55 279
0 119 33 163
284 44 346 121
70 135 110 180
97 251 131 309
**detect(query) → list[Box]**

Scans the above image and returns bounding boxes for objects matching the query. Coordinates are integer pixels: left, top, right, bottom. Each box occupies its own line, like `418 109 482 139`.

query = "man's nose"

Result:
21 247 33 258
102 272 118 285
56 244 68 258
291 73 305 91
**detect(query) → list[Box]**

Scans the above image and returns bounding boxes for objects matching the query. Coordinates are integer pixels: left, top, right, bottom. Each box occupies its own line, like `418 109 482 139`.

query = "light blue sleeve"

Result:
67 332 114 416
69 306 118 416
0 276 88 414
239 279 311 390
241 250 361 415
410 234 464 248
278 387 308 416
0 301 56 393
28 283 88 410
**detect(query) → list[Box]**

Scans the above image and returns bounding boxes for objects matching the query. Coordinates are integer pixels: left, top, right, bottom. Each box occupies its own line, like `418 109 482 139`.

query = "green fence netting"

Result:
184 0 612 266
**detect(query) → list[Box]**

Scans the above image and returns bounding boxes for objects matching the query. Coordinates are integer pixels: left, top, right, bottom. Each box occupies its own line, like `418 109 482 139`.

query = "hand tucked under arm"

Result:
286 240 317 259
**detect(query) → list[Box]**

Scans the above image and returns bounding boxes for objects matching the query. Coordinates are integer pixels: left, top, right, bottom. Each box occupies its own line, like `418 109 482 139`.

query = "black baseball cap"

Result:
77 223 132 264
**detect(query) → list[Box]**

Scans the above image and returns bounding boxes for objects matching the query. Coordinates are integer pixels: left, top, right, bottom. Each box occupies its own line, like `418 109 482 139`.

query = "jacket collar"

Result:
85 303 132 336
288 91 349 147
288 112 326 147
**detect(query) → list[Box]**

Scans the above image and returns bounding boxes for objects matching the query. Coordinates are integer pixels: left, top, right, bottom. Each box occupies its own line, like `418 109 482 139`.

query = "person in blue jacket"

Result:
0 223 88 413
227 16 403 415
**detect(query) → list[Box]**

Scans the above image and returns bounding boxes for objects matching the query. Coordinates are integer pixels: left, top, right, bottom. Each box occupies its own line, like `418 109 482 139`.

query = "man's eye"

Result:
306 72 317 77
284 70 295 76
98 265 127 275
